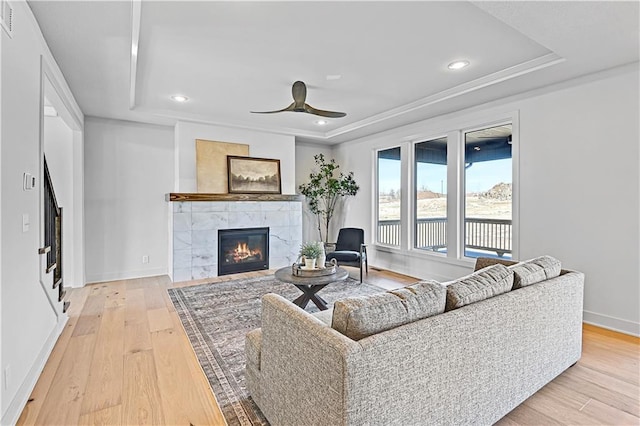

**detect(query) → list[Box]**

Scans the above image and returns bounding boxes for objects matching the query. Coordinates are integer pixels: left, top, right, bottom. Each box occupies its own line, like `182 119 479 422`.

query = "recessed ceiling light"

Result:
171 95 188 102
315 119 328 126
448 60 470 70
326 74 342 81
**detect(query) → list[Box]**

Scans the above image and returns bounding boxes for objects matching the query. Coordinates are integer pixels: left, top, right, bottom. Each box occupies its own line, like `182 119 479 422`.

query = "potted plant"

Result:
299 154 360 243
299 242 322 269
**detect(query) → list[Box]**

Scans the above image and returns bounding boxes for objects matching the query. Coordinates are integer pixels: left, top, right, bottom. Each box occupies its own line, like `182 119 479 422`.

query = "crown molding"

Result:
325 53 564 139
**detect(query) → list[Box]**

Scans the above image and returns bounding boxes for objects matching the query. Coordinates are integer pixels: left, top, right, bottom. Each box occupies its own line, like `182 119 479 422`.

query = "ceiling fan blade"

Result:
250 102 296 114
251 80 347 117
304 103 347 118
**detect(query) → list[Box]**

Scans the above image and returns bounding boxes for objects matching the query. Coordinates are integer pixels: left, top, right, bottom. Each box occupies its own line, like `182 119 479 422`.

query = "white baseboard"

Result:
85 267 168 284
1 316 68 426
583 310 640 337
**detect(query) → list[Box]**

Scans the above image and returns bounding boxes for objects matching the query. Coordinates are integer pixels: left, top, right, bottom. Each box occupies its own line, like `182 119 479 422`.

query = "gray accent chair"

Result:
326 227 368 282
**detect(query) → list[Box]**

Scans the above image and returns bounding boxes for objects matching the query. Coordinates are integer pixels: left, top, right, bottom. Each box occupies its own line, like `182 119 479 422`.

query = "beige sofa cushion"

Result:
509 255 561 289
331 280 446 341
445 264 514 311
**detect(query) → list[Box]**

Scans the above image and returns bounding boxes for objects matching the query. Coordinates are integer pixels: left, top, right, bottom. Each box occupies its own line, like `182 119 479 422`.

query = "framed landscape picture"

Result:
227 156 282 194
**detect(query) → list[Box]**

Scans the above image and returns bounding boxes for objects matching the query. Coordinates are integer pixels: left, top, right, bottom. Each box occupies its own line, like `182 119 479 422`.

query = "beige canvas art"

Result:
196 139 249 193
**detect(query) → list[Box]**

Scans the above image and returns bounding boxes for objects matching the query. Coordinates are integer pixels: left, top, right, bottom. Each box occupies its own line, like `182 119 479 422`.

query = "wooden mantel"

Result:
166 193 304 202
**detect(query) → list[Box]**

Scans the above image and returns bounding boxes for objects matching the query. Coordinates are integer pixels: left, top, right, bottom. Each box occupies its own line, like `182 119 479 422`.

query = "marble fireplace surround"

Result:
169 193 304 282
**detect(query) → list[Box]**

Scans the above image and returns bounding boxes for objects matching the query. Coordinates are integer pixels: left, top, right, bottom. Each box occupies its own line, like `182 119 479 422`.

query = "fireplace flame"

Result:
232 242 262 262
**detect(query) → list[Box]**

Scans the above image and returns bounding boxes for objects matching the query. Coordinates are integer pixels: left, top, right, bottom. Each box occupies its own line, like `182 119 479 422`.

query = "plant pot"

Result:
304 258 317 269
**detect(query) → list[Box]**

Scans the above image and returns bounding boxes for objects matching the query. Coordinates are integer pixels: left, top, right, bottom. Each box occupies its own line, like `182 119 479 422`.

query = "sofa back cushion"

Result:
474 257 517 271
331 280 446 341
445 264 514 311
509 255 561 289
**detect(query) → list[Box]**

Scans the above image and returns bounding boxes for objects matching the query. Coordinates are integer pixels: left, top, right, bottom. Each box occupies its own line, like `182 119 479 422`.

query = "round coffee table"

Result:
275 266 349 311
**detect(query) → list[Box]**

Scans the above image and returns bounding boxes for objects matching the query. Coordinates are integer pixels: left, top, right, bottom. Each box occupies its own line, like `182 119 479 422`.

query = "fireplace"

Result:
218 227 269 276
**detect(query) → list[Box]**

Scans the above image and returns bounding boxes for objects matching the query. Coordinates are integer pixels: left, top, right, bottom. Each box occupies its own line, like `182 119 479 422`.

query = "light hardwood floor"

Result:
18 268 640 425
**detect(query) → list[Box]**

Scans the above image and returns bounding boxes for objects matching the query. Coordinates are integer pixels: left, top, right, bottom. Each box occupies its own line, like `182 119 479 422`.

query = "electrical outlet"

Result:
142 255 149 264
4 365 10 390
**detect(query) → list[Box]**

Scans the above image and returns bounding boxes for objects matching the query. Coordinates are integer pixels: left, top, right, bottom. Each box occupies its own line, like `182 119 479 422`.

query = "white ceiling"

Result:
29 1 639 144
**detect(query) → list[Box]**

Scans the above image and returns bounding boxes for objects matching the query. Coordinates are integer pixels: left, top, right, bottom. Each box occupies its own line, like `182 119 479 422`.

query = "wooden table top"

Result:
275 266 349 286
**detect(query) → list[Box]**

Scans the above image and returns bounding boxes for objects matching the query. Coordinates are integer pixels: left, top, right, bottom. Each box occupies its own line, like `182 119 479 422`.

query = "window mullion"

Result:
400 142 411 251
446 130 463 259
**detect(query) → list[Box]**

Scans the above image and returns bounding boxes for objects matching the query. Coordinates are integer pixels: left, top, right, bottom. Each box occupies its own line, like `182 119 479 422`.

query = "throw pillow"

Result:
445 264 514 311
331 280 446 341
508 255 561 289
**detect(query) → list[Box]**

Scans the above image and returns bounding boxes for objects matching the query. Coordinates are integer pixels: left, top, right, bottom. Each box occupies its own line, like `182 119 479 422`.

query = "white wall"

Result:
335 65 640 336
175 121 296 193
1 2 83 423
294 141 335 243
85 120 296 284
44 116 76 287
516 69 639 335
84 117 174 283
72 129 85 287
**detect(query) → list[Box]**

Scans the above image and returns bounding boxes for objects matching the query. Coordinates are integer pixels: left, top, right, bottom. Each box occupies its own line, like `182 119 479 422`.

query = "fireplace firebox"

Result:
218 227 269 276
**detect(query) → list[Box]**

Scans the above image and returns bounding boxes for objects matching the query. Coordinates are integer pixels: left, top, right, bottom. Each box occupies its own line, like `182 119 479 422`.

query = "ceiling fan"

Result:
251 81 346 118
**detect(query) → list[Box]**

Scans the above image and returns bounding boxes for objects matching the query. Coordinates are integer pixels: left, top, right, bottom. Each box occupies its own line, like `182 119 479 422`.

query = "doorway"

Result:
42 72 84 289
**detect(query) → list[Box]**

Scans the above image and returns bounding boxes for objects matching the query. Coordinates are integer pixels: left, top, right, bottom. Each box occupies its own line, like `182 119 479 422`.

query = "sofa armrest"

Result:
245 328 262 371
257 293 361 426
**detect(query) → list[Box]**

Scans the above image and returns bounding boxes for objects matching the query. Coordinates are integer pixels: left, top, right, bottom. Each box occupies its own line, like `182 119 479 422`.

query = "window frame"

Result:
412 135 449 257
374 144 404 249
372 112 519 264
459 118 518 261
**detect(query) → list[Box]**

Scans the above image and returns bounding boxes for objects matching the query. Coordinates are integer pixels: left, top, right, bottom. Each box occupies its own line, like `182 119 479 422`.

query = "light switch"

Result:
22 213 29 232
23 173 35 190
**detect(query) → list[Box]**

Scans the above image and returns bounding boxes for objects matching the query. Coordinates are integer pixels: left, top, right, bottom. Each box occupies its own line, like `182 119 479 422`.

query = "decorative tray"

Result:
291 258 338 277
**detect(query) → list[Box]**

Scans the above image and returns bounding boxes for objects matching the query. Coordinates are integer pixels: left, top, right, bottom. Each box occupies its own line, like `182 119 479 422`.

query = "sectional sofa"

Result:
245 256 584 425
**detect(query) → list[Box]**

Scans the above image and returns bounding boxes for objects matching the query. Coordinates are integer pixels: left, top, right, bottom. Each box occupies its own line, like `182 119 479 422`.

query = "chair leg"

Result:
359 257 366 283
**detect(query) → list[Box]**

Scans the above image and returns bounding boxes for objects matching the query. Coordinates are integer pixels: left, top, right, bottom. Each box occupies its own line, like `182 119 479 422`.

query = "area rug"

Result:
168 274 384 426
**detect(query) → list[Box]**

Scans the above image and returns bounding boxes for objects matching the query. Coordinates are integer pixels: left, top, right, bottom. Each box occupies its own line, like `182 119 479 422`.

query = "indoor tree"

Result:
299 154 360 243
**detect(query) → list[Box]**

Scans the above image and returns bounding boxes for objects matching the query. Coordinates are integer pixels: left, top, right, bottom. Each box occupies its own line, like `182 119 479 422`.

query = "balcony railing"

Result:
464 218 512 257
377 217 512 257
378 219 402 246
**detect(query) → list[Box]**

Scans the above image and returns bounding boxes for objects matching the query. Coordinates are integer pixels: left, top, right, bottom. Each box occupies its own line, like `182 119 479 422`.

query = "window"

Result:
374 118 515 262
377 147 401 246
464 124 512 259
414 137 447 253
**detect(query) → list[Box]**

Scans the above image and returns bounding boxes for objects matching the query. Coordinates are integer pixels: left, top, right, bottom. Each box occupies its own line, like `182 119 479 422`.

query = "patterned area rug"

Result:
168 274 384 426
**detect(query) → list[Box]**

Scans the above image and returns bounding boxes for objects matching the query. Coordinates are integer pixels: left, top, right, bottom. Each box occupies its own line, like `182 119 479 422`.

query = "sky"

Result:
378 158 511 194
